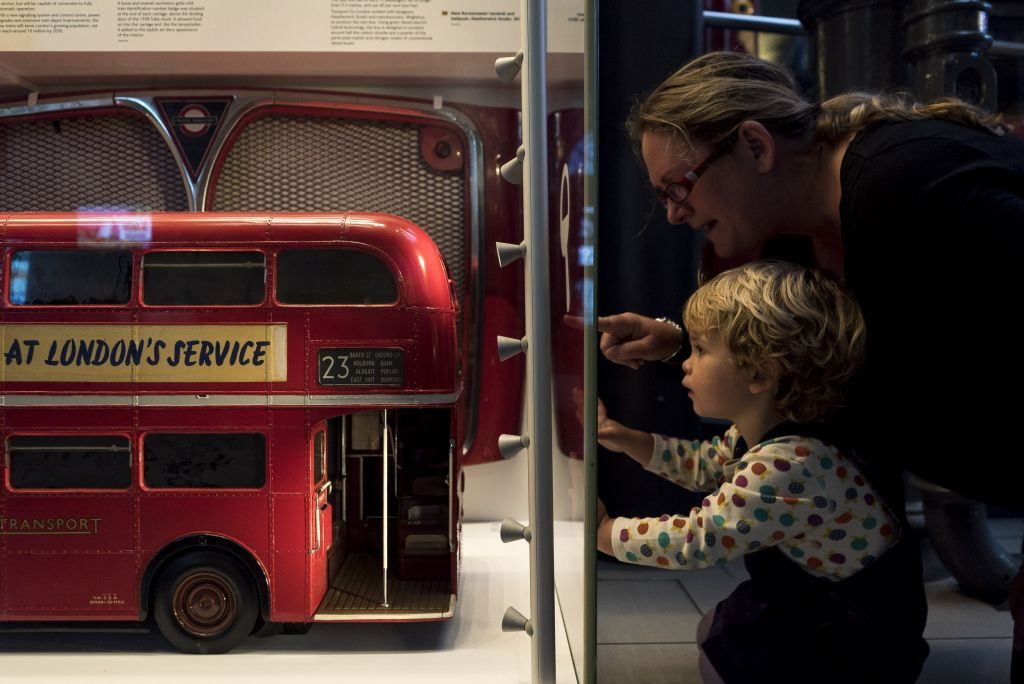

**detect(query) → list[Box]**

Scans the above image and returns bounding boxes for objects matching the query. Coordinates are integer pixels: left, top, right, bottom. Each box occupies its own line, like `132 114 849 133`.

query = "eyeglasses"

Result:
655 136 735 207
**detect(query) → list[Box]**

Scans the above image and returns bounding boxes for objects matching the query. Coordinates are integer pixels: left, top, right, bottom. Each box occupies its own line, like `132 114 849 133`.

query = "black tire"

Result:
153 551 258 654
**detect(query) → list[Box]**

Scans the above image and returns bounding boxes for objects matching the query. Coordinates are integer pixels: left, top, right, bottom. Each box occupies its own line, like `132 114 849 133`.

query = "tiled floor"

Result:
597 518 1022 683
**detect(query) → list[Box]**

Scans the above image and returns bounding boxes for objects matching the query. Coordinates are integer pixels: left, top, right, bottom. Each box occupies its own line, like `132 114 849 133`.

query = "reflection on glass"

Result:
9 250 132 306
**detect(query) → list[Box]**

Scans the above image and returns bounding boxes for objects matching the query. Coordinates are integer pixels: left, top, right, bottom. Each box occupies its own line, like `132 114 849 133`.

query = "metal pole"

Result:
522 0 554 681
991 39 1024 58
341 414 347 523
382 409 390 608
703 10 804 35
393 413 399 499
582 1 598 682
448 439 455 552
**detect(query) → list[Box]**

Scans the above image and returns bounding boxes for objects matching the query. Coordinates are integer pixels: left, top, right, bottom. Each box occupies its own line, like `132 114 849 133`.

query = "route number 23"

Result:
321 354 350 380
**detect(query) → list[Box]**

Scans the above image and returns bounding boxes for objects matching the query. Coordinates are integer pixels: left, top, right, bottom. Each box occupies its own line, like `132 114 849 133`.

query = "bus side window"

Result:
143 433 266 489
8 435 131 490
143 251 265 306
314 430 325 484
9 250 132 306
275 249 397 305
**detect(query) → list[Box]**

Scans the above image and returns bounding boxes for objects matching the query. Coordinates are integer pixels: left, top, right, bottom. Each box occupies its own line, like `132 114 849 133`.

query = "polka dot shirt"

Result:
610 425 900 580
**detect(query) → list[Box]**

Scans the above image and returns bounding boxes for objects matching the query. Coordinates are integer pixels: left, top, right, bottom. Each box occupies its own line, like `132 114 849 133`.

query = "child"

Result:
596 261 928 683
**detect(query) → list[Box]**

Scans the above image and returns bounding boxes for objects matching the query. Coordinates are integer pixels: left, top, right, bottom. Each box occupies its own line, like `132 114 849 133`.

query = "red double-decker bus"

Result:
0 212 462 653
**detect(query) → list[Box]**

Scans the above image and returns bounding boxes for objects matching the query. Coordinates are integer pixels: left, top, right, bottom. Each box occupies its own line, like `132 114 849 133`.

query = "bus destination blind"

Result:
317 348 404 386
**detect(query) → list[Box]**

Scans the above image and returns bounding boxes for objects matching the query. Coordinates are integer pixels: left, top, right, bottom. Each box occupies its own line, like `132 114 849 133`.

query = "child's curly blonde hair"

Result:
683 261 866 422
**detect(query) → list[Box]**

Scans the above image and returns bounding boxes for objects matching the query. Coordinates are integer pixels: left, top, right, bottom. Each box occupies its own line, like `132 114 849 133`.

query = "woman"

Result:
598 50 1024 679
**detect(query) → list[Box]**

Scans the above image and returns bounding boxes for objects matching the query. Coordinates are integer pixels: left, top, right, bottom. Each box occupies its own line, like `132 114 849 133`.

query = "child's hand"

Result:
572 390 654 465
595 398 632 454
596 497 614 556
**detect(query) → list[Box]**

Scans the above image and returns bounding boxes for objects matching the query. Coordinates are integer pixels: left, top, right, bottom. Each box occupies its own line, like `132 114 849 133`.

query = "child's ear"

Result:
747 360 779 396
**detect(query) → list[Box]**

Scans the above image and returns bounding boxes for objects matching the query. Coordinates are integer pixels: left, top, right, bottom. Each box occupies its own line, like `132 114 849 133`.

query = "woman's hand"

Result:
598 313 683 369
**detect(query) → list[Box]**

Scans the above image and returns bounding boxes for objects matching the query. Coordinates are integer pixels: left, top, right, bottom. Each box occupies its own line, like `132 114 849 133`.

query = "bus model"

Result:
0 211 462 653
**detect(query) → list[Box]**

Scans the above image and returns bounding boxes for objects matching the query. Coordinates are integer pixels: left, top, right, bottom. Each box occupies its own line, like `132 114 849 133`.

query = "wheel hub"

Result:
172 571 237 637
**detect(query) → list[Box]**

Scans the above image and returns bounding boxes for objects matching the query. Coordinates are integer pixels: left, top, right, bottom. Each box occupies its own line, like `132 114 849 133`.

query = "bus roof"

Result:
0 212 455 310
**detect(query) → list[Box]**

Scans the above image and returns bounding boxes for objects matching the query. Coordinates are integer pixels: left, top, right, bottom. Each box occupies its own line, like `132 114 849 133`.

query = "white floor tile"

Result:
597 643 701 684
918 638 1012 683
674 566 743 616
720 557 749 581
597 580 701 645
987 518 1024 542
597 557 749 616
923 578 1013 640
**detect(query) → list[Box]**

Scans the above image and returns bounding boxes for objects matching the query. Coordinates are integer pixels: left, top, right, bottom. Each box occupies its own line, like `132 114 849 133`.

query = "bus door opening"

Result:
315 407 454 618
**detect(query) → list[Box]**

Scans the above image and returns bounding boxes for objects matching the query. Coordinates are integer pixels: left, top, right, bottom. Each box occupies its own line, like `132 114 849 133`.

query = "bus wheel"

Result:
153 552 258 654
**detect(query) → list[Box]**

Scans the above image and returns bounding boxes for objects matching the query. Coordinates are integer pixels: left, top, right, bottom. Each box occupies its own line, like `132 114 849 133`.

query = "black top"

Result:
839 119 1024 509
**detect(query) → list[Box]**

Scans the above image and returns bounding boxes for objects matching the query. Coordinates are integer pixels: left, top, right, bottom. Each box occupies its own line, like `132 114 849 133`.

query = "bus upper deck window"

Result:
9 250 131 306
8 435 131 490
143 251 265 306
276 249 397 305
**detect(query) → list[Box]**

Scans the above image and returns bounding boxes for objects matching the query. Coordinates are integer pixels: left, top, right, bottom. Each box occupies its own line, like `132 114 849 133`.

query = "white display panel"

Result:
0 0 583 52
0 523 577 683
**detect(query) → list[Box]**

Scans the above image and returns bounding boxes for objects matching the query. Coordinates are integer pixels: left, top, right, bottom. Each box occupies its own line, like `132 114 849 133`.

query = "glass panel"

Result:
314 431 325 483
552 15 590 681
143 251 265 305
144 433 266 489
8 435 131 489
9 250 131 305
276 249 397 305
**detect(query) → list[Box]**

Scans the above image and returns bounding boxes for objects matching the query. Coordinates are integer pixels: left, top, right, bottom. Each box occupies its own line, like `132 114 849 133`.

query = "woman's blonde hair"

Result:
683 261 865 423
626 51 1004 154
